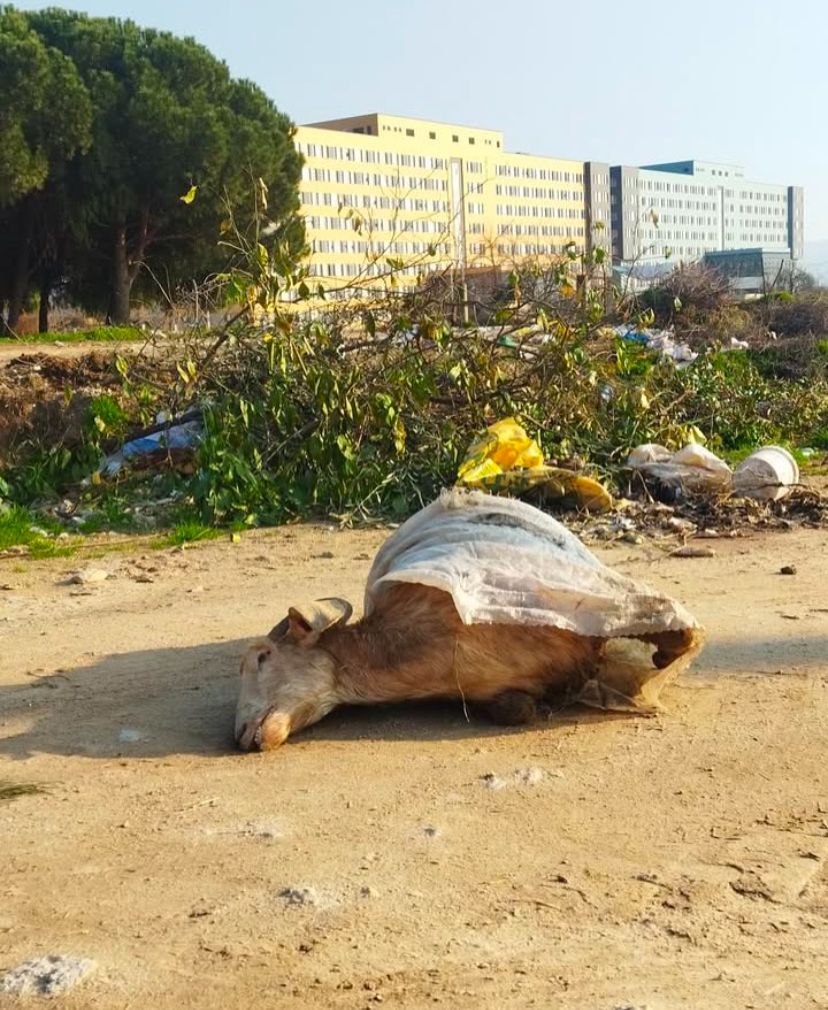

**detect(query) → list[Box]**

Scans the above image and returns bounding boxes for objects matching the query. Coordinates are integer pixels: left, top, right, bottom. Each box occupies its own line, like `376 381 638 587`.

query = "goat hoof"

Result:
483 690 538 726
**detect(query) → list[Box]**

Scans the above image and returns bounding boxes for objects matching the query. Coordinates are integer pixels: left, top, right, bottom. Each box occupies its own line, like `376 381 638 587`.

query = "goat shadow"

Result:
2 634 821 762
0 637 631 762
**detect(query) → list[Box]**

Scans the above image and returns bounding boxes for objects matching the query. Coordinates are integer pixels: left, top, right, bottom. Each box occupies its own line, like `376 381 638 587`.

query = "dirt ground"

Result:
1 521 827 1009
0 341 148 368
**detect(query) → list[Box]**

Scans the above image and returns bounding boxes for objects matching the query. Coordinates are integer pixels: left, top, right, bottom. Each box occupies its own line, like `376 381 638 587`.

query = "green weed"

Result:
0 780 47 803
162 520 221 546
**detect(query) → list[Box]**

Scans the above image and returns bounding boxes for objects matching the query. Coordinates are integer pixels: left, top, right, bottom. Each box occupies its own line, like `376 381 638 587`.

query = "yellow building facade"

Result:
294 113 610 293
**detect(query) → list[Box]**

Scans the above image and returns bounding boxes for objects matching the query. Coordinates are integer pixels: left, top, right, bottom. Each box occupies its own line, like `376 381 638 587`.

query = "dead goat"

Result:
235 491 702 751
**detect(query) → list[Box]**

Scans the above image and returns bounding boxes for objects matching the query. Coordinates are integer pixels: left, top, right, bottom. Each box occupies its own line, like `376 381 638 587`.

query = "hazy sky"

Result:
23 0 828 248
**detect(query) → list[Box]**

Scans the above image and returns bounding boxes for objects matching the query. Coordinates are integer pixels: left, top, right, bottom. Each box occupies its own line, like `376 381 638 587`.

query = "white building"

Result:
610 160 803 268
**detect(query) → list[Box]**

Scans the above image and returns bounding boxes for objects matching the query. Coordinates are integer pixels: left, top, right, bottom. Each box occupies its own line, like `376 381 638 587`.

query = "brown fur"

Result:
322 584 599 705
235 583 607 750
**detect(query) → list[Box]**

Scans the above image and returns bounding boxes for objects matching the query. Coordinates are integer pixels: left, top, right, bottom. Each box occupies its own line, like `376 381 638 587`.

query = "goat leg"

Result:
480 689 539 726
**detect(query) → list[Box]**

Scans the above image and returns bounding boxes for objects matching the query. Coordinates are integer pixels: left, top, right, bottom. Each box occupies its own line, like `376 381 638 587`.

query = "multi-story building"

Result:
294 113 610 292
610 160 804 267
292 113 801 292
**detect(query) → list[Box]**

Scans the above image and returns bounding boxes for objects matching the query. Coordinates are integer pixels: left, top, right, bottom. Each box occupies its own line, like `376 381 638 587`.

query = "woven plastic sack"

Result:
365 489 703 711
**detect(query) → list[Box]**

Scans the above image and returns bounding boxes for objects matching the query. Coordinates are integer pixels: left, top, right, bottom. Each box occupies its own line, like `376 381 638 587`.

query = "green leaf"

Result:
179 184 198 204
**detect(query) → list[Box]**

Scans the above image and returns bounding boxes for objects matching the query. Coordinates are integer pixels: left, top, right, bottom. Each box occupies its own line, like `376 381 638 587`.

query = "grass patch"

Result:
160 520 222 547
0 505 75 557
0 780 47 803
8 326 144 344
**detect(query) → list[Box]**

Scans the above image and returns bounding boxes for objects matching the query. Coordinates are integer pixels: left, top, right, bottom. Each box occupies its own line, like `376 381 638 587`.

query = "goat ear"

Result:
283 598 353 647
286 607 316 646
267 616 290 642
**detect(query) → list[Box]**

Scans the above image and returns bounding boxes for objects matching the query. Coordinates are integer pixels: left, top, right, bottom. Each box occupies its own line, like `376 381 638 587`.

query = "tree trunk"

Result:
38 272 52 333
112 225 132 324
7 200 35 333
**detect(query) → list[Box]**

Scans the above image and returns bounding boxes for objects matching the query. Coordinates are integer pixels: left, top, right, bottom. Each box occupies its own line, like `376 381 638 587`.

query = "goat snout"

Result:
236 710 291 752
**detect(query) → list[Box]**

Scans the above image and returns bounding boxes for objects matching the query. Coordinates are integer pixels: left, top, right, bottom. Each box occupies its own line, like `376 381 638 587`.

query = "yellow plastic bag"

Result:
458 418 543 484
457 418 612 512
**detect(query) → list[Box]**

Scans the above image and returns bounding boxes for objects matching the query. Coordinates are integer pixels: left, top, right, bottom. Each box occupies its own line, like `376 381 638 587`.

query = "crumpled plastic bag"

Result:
614 325 698 365
458 418 612 512
627 442 732 496
458 418 544 482
365 488 703 713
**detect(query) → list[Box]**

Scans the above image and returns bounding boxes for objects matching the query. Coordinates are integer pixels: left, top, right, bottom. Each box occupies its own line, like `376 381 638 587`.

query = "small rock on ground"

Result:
0 954 96 996
514 766 545 785
279 886 318 906
672 545 716 558
66 568 110 585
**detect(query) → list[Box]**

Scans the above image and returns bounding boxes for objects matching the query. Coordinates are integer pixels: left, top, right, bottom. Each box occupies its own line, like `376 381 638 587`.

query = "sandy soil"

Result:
1 521 827 1009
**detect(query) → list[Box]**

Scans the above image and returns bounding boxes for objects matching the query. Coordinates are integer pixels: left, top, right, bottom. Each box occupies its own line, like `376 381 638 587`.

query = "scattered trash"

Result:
615 325 697 365
627 443 672 467
728 337 750 351
458 418 612 511
97 409 203 478
666 516 697 534
627 442 732 501
0 955 96 997
627 441 801 505
732 446 799 502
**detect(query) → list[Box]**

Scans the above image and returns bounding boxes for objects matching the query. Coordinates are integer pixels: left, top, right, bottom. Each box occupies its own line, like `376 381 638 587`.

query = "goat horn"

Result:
315 597 353 625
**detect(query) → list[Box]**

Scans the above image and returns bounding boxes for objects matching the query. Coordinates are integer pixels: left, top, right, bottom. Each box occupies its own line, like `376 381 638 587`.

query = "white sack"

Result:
365 488 698 640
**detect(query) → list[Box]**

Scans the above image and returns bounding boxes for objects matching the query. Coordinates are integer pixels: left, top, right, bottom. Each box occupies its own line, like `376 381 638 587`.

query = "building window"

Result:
406 128 414 137
452 135 459 142
468 137 475 145
429 131 436 139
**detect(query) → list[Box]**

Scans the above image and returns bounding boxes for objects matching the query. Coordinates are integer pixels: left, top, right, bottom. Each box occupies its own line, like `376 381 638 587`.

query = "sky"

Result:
22 0 828 265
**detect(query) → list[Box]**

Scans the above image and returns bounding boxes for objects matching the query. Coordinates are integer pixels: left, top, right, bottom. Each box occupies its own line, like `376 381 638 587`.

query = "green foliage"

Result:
2 391 127 503
0 7 92 206
809 427 828 451
183 323 827 526
0 7 304 330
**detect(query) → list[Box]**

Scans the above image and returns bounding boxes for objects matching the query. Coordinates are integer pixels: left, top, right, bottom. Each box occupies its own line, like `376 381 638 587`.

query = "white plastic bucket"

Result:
733 446 799 501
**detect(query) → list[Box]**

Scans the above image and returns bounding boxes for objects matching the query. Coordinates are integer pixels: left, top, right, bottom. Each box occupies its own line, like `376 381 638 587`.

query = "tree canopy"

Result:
0 6 303 331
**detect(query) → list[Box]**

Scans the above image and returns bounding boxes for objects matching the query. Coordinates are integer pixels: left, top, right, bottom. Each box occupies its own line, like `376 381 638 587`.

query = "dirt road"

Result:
1 522 827 1008
0 340 150 368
